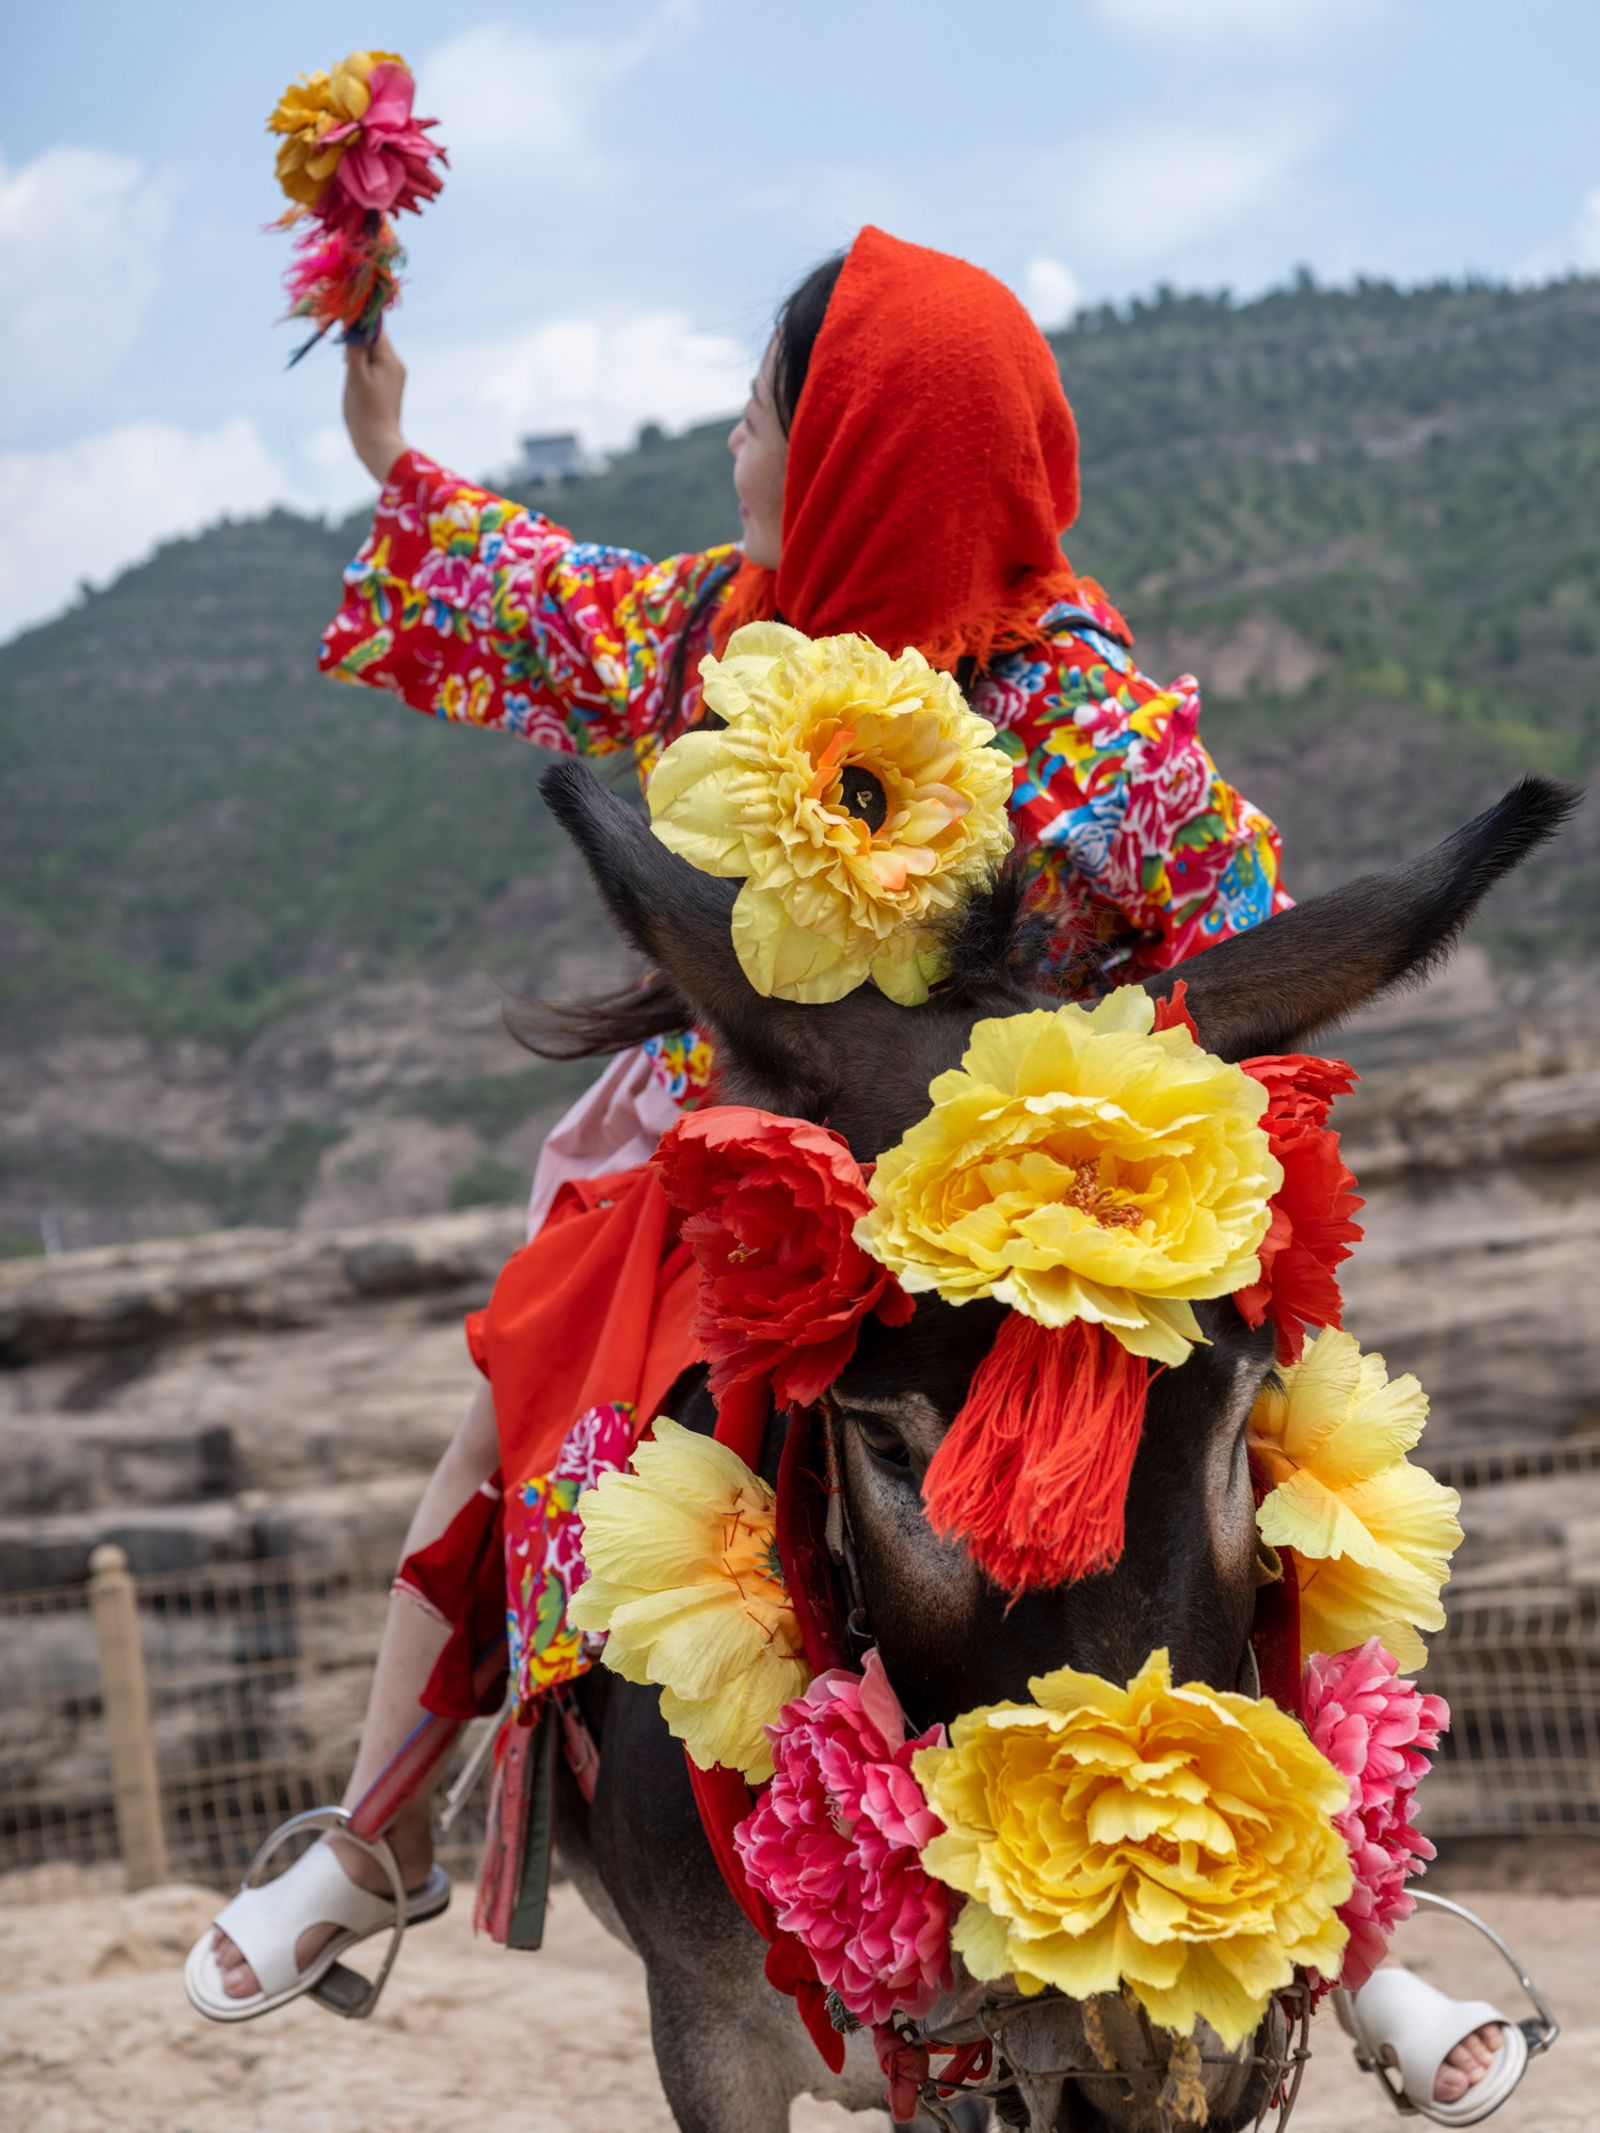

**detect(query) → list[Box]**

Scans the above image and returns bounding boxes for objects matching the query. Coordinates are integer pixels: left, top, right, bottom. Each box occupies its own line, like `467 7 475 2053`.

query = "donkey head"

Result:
542 759 1571 2124
544 760 1570 1708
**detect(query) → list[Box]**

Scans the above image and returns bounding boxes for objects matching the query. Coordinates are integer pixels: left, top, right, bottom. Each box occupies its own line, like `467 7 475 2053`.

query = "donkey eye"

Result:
850 1413 913 1470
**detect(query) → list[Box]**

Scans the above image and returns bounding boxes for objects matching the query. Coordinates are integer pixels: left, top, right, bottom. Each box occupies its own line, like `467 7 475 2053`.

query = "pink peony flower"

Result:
1300 1637 1449 1991
733 1650 954 2025
322 62 447 230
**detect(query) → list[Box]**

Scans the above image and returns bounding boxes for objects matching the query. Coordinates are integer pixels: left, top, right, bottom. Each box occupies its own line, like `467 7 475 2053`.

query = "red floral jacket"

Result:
321 451 1289 979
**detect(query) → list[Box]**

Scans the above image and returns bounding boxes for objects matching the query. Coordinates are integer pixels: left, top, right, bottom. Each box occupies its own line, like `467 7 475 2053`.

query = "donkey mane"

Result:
934 849 1104 1003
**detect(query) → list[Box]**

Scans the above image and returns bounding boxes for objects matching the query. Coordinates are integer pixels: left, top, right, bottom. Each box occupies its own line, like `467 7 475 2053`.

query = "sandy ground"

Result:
0 1875 1593 2133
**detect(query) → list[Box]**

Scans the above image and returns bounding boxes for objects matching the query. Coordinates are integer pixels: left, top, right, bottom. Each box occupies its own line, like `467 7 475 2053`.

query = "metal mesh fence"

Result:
1419 1437 1600 1840
0 1538 490 1902
1 1437 1596 1901
0 1574 123 1880
1422 1591 1600 1838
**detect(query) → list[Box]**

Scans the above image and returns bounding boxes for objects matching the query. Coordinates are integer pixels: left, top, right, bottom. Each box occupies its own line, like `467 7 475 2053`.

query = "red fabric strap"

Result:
1252 1545 1304 1713
683 1376 844 2071
467 1164 701 1483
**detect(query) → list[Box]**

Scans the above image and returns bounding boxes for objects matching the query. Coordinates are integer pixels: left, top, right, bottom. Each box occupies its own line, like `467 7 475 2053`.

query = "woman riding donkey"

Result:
188 227 1514 2123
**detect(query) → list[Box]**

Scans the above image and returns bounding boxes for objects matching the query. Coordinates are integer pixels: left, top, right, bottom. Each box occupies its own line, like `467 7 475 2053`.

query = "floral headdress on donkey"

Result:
572 620 1462 2075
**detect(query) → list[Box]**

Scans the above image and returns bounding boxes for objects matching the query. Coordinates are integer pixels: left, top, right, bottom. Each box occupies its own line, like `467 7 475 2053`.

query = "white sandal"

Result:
1335 1892 1559 2125
185 1811 450 2024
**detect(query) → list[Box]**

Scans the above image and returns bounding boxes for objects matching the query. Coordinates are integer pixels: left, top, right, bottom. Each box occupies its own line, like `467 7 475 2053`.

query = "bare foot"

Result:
211 1824 434 2001
1434 2023 1504 2105
1385 2024 1505 2107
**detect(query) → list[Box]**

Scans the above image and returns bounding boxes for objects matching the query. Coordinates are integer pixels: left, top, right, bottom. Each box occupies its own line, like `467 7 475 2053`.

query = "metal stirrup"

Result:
1347 1889 1559 2116
1407 1890 1561 2059
236 1805 411 2021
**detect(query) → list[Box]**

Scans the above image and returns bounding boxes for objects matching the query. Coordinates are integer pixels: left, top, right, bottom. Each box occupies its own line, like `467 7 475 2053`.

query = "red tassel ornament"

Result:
922 1315 1151 1593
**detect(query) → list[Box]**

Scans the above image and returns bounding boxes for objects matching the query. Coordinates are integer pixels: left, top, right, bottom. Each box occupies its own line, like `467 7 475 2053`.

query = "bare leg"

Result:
214 1378 499 1997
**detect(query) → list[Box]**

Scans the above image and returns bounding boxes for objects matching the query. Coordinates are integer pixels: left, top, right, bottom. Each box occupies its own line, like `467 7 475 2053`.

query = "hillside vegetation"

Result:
3 272 1595 1241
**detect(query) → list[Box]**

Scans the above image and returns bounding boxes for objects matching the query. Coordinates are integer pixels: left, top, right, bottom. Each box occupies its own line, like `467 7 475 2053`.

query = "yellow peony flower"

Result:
267 51 399 211
569 1418 810 1782
647 623 1014 1005
1249 1327 1462 1670
855 990 1281 1364
913 1650 1352 2048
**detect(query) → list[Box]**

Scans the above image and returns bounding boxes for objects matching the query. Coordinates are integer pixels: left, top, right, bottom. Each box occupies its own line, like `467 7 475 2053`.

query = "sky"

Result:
2 0 1598 644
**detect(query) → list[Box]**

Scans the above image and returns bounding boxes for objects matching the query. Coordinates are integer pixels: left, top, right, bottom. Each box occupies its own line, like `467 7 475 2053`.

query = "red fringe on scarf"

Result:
922 1315 1151 1593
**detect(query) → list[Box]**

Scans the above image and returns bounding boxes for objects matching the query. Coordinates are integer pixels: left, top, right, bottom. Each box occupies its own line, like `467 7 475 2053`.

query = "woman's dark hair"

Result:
653 250 848 741
770 252 846 434
511 255 847 1065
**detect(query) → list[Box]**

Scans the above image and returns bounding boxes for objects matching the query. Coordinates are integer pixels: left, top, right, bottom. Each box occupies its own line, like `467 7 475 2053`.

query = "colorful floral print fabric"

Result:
320 451 1287 979
321 451 734 778
504 1399 636 1715
642 1027 716 1109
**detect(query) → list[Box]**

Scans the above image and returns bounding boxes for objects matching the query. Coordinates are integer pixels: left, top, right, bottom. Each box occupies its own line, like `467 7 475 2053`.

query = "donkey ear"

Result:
539 758 879 1117
1145 778 1579 1061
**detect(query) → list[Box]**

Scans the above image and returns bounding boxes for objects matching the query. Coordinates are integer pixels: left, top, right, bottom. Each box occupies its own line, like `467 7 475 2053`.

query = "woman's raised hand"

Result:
343 331 409 484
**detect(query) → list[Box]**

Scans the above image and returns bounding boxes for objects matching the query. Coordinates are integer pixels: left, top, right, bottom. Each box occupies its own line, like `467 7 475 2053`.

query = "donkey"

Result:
537 759 1573 2133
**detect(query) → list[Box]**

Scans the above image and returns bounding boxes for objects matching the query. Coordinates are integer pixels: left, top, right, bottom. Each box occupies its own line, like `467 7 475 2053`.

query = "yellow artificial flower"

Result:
1249 1327 1462 1670
267 51 399 211
855 990 1281 1364
913 1650 1352 2048
646 623 1014 1005
570 1418 810 1782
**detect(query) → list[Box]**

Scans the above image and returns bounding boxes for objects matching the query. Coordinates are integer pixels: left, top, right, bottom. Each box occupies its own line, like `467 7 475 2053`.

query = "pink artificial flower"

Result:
1300 1637 1449 1992
733 1650 954 2026
322 62 447 230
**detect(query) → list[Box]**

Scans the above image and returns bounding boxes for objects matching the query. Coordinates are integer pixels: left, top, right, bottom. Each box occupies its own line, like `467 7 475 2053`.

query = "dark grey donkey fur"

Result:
538 762 1575 2133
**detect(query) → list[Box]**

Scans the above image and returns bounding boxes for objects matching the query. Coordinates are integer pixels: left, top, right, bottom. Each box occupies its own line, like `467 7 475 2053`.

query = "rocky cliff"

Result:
3 972 1597 1594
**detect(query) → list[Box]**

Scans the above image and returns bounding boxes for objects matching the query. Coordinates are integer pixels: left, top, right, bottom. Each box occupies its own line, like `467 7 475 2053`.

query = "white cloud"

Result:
394 307 751 483
1092 0 1374 41
1021 255 1083 330
1051 110 1318 268
1516 183 1600 284
0 147 174 414
0 419 292 643
417 3 699 175
0 292 751 641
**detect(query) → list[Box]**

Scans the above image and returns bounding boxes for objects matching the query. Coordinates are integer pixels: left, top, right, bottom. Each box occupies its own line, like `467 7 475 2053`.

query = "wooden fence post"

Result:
88 1544 169 1890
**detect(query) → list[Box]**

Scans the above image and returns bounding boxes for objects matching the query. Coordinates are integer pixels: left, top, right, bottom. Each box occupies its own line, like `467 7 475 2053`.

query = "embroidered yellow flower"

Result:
570 1418 810 1782
268 51 398 211
1249 1327 1462 1671
913 1650 1352 2048
646 623 1014 1005
855 990 1281 1364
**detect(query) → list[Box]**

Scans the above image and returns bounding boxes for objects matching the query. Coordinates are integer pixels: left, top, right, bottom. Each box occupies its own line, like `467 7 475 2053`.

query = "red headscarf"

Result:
712 226 1082 671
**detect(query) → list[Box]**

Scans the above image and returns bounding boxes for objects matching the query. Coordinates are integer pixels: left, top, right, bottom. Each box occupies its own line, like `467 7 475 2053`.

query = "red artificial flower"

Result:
654 1107 914 1409
1150 983 1200 1040
1235 1053 1364 1362
321 61 447 232
1154 982 1363 1363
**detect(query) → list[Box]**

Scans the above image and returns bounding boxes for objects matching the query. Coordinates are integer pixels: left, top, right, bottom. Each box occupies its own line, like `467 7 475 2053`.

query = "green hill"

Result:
3 272 1595 1242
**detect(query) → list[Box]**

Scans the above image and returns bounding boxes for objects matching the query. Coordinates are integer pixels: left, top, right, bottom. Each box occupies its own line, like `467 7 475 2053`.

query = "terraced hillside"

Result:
3 273 1595 1244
